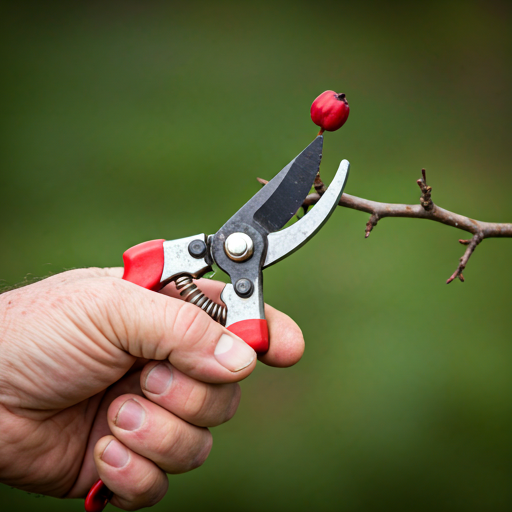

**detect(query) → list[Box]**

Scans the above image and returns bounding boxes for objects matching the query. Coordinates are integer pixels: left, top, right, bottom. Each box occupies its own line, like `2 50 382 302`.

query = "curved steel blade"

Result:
217 136 323 236
252 136 323 233
263 159 350 268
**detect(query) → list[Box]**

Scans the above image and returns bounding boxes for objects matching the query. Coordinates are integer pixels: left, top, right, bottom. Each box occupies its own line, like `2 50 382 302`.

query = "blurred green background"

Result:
1 1 511 511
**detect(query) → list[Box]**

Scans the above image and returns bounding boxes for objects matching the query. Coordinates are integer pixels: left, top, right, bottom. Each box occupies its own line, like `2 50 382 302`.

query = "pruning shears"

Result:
84 135 350 512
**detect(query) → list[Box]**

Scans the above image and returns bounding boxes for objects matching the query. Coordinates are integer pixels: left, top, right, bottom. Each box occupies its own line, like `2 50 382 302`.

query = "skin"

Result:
0 268 304 510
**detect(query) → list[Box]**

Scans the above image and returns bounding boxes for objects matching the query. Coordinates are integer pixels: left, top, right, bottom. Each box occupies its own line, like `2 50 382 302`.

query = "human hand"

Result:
0 268 304 509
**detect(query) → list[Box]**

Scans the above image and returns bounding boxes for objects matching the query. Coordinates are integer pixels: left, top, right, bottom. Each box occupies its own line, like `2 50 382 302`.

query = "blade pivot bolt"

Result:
188 239 207 259
225 233 254 262
235 278 254 298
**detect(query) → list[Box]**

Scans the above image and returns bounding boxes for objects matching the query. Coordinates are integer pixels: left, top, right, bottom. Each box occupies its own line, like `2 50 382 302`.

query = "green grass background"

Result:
1 1 511 511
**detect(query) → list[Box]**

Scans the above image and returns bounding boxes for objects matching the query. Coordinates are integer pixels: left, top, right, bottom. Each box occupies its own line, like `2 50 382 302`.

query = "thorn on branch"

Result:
314 172 326 195
446 232 484 284
417 168 433 211
257 177 268 187
365 213 379 238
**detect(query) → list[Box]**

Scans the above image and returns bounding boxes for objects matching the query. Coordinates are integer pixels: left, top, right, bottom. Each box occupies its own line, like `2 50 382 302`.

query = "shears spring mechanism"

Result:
174 275 227 325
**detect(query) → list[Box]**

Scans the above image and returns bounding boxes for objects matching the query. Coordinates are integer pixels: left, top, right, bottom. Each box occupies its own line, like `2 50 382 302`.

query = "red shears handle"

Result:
120 240 269 352
121 239 166 291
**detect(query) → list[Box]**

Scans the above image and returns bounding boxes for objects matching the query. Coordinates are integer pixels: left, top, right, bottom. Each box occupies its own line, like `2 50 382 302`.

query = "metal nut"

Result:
188 239 207 259
235 278 254 298
224 233 254 262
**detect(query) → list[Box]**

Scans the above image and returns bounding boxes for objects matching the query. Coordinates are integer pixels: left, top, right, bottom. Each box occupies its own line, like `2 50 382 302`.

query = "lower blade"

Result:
263 159 349 268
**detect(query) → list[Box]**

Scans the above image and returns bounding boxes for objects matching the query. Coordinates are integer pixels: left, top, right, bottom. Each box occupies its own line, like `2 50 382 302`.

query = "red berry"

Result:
310 90 350 133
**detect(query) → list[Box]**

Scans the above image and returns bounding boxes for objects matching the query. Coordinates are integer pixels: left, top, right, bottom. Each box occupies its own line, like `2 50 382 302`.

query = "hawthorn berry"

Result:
310 90 350 134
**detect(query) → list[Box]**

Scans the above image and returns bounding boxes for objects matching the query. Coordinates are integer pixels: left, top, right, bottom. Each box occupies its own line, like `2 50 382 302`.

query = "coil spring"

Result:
174 275 227 326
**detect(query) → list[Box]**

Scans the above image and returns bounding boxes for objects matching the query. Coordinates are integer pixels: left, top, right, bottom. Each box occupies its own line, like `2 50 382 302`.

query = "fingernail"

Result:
101 439 129 468
144 362 173 395
115 399 145 431
214 334 255 372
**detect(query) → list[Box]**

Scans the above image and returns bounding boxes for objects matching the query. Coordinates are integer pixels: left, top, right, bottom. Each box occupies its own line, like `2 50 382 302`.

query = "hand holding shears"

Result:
85 136 349 511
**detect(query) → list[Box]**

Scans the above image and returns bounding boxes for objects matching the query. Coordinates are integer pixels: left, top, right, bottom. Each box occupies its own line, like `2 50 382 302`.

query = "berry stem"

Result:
317 128 324 136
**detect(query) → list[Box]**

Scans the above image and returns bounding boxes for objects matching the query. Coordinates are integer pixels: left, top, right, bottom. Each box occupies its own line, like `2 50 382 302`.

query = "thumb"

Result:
84 273 257 384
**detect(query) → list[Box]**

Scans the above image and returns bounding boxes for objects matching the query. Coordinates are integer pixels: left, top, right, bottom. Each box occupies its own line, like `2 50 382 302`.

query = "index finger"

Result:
161 279 305 368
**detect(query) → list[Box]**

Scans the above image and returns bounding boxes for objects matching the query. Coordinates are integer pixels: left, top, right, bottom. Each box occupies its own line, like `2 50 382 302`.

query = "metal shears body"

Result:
85 135 349 511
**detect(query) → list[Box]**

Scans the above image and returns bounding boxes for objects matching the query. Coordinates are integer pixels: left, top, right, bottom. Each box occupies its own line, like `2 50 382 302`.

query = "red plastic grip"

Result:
122 239 165 291
227 319 269 354
84 479 113 512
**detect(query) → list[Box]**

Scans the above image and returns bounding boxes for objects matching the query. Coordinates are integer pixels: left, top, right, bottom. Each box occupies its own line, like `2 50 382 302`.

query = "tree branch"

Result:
257 170 512 284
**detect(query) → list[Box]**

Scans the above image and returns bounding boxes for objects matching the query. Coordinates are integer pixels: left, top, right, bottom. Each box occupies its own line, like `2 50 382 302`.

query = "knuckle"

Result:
173 302 211 349
156 420 182 458
190 429 213 470
74 276 120 308
39 268 115 292
78 278 127 327
183 384 211 425
77 277 155 354
224 383 241 422
70 267 106 279
156 421 212 473
185 383 240 427
53 268 100 283
130 470 168 508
